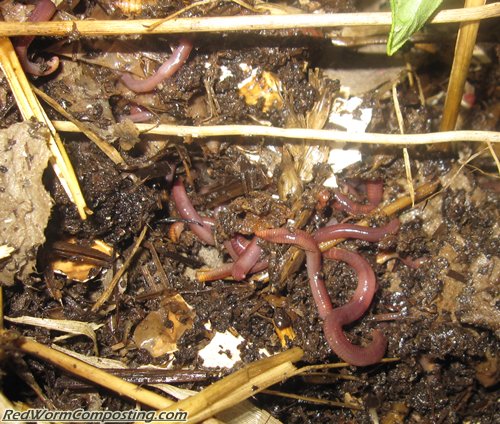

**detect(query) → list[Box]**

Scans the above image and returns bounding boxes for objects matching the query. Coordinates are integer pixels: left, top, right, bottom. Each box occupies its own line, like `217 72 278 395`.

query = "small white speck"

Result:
239 63 251 72
237 68 258 89
219 66 233 82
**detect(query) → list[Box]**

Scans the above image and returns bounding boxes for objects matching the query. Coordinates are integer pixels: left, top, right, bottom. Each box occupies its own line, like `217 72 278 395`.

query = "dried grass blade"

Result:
51 344 128 369
261 389 362 410
5 316 102 355
486 141 500 175
92 226 148 312
32 85 125 167
0 37 88 219
403 148 415 206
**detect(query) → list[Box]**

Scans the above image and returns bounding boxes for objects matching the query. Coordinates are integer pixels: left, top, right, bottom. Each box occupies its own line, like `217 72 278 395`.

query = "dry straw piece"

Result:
0 4 498 36
0 37 88 219
441 0 487 132
52 121 500 145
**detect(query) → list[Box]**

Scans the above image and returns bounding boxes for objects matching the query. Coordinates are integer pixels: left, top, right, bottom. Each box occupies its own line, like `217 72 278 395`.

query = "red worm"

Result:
223 240 240 261
171 179 215 246
232 237 262 280
229 235 269 273
255 228 333 319
400 256 428 269
314 218 400 244
168 221 185 242
121 38 193 93
197 263 234 282
323 248 387 366
119 104 154 123
231 234 251 256
333 180 384 214
14 0 60 76
198 236 268 282
365 180 384 206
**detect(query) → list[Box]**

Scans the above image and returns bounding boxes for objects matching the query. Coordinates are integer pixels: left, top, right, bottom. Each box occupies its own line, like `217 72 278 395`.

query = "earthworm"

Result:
229 235 269 274
255 228 333 319
197 236 268 282
14 0 60 76
171 179 215 246
365 180 384 205
230 234 251 256
197 263 234 282
197 259 268 282
121 38 193 93
119 104 154 123
314 218 400 244
168 222 184 242
322 247 387 366
223 241 240 261
400 256 428 269
333 180 384 214
232 237 264 280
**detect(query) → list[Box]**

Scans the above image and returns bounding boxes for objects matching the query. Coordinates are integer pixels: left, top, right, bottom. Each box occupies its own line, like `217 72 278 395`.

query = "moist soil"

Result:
0 1 499 423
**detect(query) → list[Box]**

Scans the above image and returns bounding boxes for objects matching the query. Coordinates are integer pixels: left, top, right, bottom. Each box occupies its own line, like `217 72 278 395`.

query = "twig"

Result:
52 121 500 145
91 226 148 312
0 4 498 37
440 0 487 131
0 37 88 219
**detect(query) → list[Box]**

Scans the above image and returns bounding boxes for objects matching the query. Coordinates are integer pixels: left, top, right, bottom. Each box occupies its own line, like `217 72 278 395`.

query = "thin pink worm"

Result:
365 180 384 206
232 237 262 280
14 0 60 76
121 38 193 93
314 218 400 244
333 180 384 214
323 248 387 366
255 228 333 319
231 234 251 256
171 179 215 246
198 236 267 282
197 263 234 282
400 256 428 269
223 241 240 261
119 105 154 123
231 235 269 274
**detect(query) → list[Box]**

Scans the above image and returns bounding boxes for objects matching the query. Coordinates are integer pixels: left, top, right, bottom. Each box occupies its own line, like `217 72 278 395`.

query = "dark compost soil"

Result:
0 1 499 423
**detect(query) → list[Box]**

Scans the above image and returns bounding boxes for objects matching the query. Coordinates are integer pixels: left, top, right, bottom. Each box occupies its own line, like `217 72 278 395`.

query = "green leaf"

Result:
387 0 443 55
